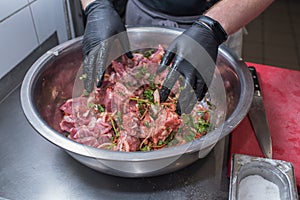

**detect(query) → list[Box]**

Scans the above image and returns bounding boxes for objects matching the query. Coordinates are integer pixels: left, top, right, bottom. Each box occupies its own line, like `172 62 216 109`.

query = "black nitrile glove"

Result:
158 16 227 115
82 0 132 93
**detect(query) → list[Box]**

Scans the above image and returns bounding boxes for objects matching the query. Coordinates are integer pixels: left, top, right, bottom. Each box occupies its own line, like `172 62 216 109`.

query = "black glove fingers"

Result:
158 50 175 73
159 68 181 102
82 0 132 93
175 70 197 115
176 90 197 115
82 4 106 57
159 55 182 102
95 41 110 88
82 47 99 93
195 77 208 101
117 32 133 59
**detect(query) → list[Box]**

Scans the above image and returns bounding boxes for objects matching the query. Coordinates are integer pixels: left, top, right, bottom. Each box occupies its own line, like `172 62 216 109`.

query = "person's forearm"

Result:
81 0 96 10
205 0 274 35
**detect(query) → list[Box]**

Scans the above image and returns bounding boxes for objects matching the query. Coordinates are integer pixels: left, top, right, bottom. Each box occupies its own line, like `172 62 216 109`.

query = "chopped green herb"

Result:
117 90 125 97
148 74 156 90
157 140 163 146
109 115 120 137
197 110 206 117
88 102 94 108
196 118 210 133
83 89 90 96
142 49 154 58
135 66 148 79
105 143 116 150
140 145 151 151
144 121 150 127
130 97 150 104
163 130 176 145
140 66 148 74
181 114 196 129
138 101 146 116
96 104 105 113
143 89 154 103
184 134 194 143
135 73 143 79
116 111 123 127
125 81 132 87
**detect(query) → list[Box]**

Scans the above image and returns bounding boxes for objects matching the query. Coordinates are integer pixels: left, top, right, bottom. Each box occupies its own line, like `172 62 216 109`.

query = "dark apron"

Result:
125 0 244 57
125 0 202 29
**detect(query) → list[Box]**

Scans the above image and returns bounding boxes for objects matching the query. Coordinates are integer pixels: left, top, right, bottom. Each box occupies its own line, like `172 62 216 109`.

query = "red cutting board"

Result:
229 62 300 190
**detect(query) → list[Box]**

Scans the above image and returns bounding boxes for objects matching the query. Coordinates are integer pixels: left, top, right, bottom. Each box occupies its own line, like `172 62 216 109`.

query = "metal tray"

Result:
229 154 298 200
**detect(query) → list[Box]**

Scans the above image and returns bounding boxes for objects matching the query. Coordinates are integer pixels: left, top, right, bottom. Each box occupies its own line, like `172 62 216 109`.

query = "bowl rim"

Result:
21 26 253 161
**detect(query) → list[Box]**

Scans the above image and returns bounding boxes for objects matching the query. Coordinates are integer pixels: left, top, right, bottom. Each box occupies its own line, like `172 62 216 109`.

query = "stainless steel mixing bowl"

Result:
21 27 253 177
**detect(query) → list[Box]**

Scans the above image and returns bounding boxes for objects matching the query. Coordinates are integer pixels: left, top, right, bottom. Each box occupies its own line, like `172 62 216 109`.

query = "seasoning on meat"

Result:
59 45 213 152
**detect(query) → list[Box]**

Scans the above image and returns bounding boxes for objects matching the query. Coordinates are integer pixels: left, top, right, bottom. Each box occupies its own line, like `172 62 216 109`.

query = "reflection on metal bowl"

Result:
21 27 253 177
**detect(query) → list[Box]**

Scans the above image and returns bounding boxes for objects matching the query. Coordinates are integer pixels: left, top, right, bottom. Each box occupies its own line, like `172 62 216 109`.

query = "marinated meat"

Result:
59 45 212 151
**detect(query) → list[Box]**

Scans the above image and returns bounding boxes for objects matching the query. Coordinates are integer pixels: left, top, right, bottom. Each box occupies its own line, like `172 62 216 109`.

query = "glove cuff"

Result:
194 15 228 44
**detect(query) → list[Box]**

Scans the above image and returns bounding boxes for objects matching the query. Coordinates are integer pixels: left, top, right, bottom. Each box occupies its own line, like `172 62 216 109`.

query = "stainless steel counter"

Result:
0 87 229 200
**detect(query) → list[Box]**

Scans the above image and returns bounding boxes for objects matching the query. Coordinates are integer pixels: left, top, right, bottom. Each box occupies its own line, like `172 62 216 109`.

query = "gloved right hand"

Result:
82 0 132 93
158 16 228 115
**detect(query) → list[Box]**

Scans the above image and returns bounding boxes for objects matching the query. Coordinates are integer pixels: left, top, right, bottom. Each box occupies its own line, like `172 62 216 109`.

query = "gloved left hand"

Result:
158 16 227 115
82 0 132 93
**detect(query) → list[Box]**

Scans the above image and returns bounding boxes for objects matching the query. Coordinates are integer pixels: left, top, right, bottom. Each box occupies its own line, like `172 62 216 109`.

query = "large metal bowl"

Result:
21 27 253 177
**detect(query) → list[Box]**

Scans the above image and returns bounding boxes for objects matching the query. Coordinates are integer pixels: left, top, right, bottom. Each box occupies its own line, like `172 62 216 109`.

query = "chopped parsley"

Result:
109 115 120 137
143 89 154 103
96 104 105 113
148 74 156 90
144 121 150 128
88 102 105 113
196 117 210 133
135 66 149 79
140 145 151 151
116 111 123 127
83 89 90 96
142 49 155 58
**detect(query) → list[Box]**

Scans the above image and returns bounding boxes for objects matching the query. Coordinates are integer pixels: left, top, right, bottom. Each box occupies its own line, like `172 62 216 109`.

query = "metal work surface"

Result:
0 87 229 200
